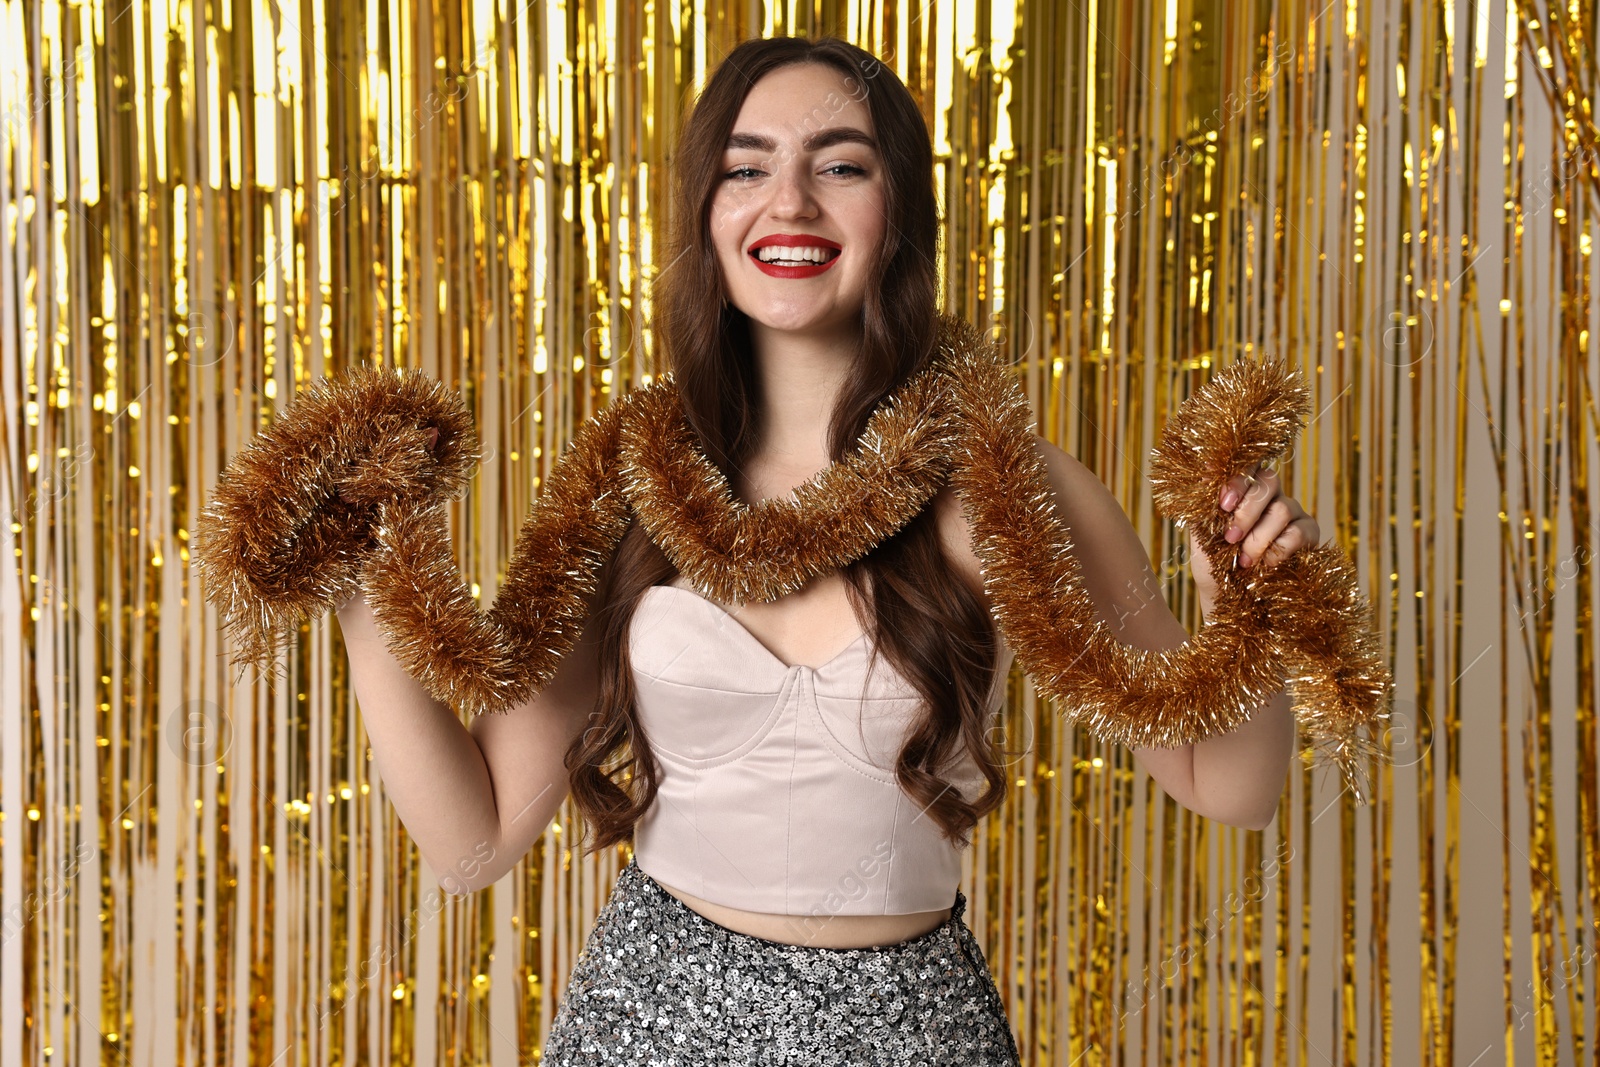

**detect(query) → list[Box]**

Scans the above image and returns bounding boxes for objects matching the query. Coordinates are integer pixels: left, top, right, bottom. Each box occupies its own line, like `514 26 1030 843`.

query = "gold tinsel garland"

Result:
195 316 1394 800
617 352 958 603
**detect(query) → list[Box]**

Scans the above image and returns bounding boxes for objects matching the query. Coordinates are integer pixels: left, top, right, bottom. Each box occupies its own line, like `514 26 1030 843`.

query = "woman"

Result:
333 36 1317 1065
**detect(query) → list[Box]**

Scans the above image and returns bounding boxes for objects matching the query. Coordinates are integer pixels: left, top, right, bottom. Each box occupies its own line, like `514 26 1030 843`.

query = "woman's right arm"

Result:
334 586 603 894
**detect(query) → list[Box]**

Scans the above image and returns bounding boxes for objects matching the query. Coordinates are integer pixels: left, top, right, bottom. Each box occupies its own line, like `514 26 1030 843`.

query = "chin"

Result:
739 304 861 336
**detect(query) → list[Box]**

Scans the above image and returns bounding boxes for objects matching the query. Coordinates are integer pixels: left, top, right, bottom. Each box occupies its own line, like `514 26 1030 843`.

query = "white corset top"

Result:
627 582 1013 916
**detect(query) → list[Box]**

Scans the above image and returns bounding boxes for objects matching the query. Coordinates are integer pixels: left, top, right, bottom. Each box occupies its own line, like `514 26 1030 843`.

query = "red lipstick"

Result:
747 234 842 279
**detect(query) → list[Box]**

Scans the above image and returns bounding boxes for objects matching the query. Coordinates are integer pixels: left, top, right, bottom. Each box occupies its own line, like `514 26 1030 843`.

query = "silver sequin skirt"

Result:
541 857 1022 1065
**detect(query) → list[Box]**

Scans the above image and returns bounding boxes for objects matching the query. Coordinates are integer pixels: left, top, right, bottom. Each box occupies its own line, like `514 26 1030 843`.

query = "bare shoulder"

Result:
931 434 1189 649
928 483 987 602
928 437 1101 575
927 437 1097 604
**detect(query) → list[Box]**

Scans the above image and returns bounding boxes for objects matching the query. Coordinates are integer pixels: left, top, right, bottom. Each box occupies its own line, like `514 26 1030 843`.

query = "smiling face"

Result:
709 63 889 339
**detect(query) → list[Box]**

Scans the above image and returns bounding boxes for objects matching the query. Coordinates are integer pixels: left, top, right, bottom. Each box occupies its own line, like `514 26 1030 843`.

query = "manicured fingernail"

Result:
1240 553 1252 568
1221 488 1239 510
1225 526 1241 543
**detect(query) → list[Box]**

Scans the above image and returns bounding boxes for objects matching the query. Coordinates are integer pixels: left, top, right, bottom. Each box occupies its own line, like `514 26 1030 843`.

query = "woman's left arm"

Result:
1026 437 1311 831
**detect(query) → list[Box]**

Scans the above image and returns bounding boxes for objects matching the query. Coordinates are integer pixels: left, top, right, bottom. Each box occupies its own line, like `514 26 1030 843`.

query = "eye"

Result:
823 163 866 177
724 166 764 181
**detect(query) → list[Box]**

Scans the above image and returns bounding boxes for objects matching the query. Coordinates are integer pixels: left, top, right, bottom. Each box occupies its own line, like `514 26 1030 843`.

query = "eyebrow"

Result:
725 127 878 153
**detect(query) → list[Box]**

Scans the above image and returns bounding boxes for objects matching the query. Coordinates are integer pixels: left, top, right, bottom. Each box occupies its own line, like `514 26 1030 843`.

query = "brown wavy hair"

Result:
564 35 1010 855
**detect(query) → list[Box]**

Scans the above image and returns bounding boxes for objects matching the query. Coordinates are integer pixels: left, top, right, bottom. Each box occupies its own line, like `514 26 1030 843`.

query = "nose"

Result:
766 157 819 220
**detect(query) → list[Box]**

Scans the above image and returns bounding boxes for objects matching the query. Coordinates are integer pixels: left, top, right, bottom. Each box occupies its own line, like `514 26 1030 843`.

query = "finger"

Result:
1244 511 1316 570
1254 533 1297 570
1220 462 1261 510
1268 517 1318 564
1224 465 1279 542
1238 498 1294 567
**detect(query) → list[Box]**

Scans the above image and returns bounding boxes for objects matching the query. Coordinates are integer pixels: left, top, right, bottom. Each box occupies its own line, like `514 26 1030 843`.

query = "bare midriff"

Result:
654 879 952 949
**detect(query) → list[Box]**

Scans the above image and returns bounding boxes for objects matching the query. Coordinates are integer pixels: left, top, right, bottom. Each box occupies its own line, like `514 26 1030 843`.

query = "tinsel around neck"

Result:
196 314 1394 803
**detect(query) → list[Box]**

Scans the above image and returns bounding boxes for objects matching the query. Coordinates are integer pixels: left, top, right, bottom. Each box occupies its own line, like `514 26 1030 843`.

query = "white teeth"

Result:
754 245 837 263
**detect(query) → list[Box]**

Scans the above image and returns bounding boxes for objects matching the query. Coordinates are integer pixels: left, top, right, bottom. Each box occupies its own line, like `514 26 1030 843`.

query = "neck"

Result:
745 317 862 464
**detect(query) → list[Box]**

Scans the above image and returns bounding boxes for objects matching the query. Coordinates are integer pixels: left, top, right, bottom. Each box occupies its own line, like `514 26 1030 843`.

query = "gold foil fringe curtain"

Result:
0 0 1593 1064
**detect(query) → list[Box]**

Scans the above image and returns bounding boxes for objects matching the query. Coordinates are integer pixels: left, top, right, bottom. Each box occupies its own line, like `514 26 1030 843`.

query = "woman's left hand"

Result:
1187 462 1321 603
